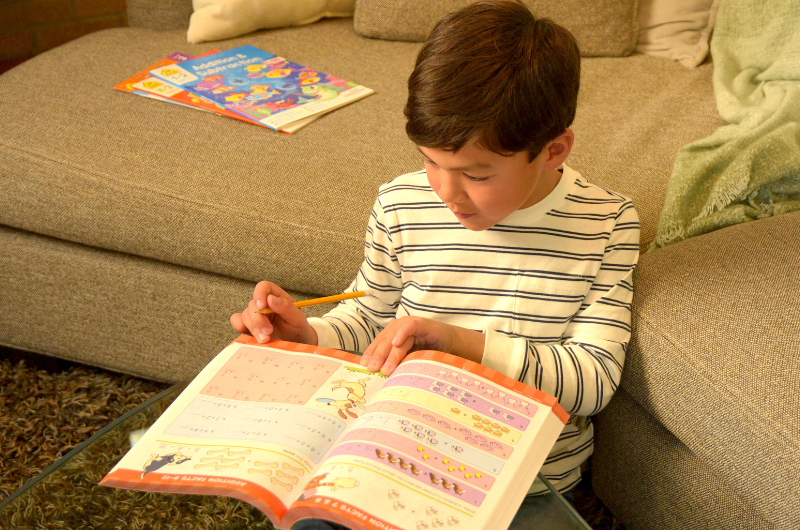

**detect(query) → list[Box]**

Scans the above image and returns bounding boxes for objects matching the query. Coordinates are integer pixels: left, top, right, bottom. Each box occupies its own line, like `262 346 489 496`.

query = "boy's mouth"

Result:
452 211 475 219
450 210 475 219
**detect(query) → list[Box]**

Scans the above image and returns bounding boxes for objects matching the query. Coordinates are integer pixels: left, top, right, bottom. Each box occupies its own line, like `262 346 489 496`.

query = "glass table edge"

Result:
539 469 594 529
0 381 186 510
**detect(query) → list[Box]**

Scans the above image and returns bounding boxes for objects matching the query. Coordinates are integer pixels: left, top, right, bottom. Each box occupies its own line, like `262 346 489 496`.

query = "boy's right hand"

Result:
230 281 318 346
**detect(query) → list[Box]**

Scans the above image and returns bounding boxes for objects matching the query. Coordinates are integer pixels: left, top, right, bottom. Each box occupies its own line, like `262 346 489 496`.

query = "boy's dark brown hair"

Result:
405 0 580 162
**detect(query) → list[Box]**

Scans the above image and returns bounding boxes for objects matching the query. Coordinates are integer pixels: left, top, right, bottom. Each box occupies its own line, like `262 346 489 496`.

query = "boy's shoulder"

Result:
565 166 637 218
377 169 431 202
567 167 631 205
554 166 639 232
381 169 429 189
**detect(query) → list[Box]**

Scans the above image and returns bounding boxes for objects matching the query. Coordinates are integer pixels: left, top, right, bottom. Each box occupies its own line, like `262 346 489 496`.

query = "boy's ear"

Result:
543 128 574 169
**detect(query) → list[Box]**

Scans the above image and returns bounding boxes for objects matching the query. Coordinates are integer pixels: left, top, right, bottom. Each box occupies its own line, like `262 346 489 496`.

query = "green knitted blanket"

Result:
650 0 800 250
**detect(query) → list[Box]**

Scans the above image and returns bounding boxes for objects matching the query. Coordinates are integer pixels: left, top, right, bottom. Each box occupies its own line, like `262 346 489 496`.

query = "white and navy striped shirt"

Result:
309 164 640 494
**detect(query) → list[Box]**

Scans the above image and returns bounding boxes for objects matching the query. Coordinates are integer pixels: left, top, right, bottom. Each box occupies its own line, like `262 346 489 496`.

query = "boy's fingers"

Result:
390 317 422 347
253 282 294 311
246 299 272 328
266 294 306 328
253 282 271 310
381 336 415 375
362 330 391 367
243 299 273 341
230 312 248 333
366 340 392 372
234 309 272 343
391 325 412 347
360 343 375 367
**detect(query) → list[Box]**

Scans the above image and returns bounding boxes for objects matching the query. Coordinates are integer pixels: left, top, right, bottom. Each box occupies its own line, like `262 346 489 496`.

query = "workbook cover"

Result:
114 51 274 129
148 45 374 133
101 337 567 530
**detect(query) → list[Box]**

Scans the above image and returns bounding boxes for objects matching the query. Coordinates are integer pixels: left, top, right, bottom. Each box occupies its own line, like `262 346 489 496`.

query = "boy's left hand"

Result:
361 316 484 375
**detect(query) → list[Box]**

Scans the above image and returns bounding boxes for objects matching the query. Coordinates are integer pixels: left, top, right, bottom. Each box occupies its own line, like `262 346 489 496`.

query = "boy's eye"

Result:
464 174 489 182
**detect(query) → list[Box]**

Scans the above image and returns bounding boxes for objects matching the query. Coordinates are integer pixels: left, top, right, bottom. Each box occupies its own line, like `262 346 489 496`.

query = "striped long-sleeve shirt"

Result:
309 164 640 494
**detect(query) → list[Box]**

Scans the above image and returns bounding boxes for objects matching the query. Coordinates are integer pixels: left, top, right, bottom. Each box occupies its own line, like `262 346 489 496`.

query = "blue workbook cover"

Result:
149 45 374 133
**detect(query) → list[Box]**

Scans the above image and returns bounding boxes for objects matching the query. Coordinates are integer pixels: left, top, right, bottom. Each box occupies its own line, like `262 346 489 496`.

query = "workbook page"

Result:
284 351 567 530
101 338 388 525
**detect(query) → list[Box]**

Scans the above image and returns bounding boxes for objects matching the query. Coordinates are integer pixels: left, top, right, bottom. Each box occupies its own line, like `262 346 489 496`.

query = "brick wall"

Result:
0 0 127 74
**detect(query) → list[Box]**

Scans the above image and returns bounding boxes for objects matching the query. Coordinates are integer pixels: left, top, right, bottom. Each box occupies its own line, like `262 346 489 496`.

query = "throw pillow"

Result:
353 0 639 57
187 0 356 44
637 0 721 67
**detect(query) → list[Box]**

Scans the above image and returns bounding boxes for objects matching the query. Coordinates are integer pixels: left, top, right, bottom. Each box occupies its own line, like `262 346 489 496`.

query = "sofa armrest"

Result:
127 0 193 31
619 209 800 528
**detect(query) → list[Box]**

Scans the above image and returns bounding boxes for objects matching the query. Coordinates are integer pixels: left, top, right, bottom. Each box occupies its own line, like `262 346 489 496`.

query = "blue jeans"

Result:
506 490 577 529
290 491 576 530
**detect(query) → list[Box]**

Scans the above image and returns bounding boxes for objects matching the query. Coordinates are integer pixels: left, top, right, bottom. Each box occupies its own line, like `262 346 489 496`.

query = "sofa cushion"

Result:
127 0 194 31
0 225 331 383
353 0 640 57
568 54 722 249
0 20 419 297
0 20 720 296
623 210 800 528
593 388 776 529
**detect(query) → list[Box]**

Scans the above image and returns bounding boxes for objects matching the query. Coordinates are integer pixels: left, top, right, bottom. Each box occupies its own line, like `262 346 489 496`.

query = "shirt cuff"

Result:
480 328 528 381
308 317 342 350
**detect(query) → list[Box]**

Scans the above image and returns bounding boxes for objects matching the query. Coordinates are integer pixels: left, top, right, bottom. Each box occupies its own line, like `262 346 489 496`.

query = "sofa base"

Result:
592 389 775 530
0 225 325 383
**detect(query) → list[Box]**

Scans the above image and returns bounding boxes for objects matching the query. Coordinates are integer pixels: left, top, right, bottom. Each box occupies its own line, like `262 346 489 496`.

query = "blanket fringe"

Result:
698 185 747 219
649 221 685 252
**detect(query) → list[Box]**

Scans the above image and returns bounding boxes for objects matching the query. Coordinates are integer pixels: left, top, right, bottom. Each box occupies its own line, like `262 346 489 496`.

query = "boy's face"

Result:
418 140 564 231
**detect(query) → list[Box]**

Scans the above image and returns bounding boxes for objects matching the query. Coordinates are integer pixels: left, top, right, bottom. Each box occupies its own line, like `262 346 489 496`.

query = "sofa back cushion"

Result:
353 0 639 57
127 0 193 31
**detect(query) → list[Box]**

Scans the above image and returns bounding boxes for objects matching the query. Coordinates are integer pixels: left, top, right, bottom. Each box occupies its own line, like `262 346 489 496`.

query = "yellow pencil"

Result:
254 290 374 315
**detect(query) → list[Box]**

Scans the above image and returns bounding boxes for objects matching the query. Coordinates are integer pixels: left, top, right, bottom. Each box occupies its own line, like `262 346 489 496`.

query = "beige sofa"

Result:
1 0 797 528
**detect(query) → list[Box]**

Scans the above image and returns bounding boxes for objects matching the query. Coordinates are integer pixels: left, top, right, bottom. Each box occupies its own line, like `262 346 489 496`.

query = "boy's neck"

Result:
522 167 563 210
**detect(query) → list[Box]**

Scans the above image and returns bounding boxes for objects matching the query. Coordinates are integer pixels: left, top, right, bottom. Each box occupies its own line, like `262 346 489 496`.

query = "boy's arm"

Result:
482 201 640 417
308 197 403 352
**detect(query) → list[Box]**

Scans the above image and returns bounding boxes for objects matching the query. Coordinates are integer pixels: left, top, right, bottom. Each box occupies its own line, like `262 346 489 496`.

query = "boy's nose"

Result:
436 172 466 204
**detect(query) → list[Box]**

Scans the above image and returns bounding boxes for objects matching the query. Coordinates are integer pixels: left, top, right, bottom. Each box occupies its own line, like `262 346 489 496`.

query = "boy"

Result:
231 0 639 523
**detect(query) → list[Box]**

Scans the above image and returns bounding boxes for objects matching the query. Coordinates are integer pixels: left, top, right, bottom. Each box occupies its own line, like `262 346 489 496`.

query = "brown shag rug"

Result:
0 348 624 529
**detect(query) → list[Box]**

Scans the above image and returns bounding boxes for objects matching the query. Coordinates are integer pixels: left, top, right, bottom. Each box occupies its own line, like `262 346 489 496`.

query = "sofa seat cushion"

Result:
0 225 333 382
623 210 800 528
0 20 421 296
1 20 720 295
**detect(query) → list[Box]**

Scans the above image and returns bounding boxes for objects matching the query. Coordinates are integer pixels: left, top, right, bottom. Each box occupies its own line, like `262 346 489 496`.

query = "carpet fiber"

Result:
0 348 624 529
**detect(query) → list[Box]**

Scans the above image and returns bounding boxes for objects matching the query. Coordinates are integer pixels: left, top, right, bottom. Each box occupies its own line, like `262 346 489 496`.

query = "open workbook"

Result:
101 336 568 530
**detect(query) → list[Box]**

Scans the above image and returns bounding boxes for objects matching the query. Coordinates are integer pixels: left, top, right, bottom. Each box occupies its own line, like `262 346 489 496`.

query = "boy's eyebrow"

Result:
416 146 493 171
